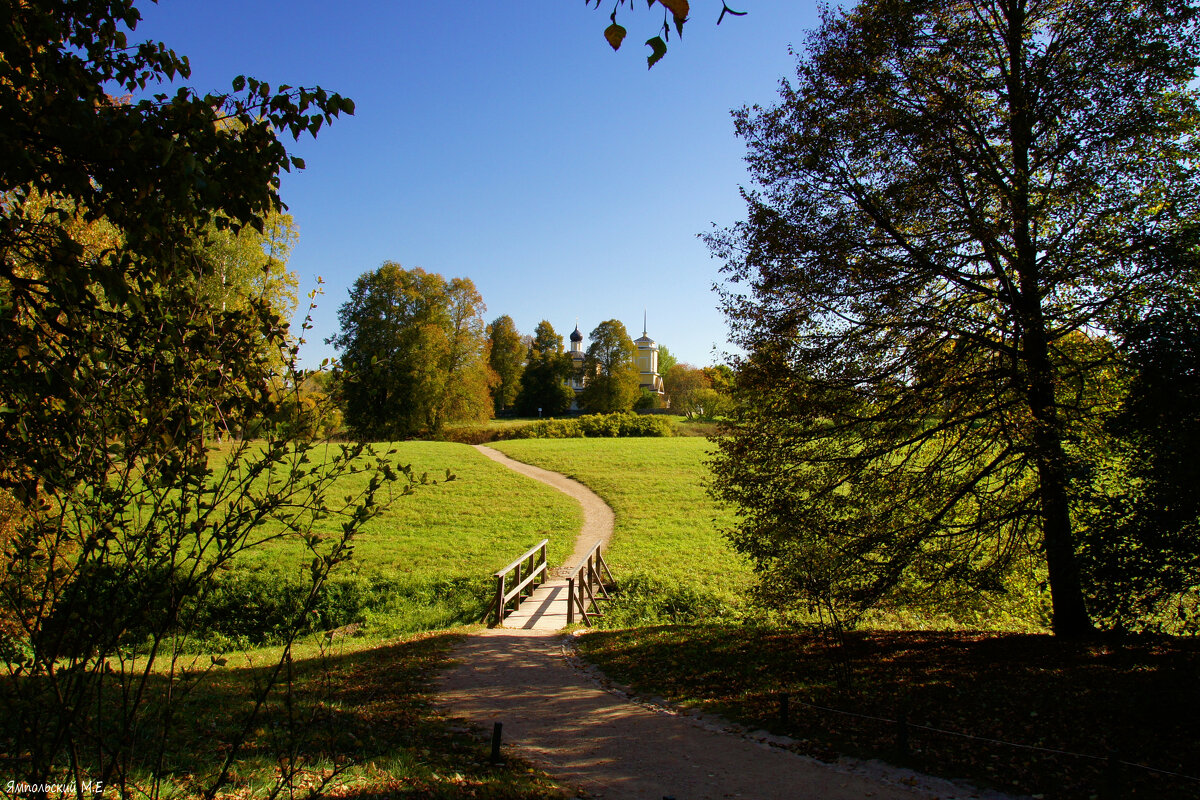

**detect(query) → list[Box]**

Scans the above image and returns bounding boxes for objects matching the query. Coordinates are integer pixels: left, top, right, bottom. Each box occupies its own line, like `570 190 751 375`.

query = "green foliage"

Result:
580 319 641 413
492 437 750 621
655 345 678 379
182 572 490 651
197 211 299 318
488 412 674 440
599 573 742 627
1081 297 1200 634
269 369 346 441
487 314 524 414
707 0 1200 636
514 320 576 417
0 0 371 791
331 263 494 439
633 387 665 410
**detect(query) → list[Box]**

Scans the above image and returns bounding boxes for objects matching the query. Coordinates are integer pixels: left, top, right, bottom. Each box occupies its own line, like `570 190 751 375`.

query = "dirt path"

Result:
472 445 613 571
436 445 1004 799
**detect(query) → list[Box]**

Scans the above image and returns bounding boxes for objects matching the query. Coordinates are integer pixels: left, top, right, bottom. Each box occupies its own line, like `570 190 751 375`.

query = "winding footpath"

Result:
435 445 1010 800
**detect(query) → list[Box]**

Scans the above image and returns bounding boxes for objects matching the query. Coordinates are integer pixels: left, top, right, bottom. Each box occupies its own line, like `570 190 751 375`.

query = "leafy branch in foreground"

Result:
588 0 746 67
0 1 401 795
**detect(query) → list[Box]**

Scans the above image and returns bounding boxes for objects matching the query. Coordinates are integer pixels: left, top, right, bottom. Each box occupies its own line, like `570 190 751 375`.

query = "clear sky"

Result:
130 1 822 369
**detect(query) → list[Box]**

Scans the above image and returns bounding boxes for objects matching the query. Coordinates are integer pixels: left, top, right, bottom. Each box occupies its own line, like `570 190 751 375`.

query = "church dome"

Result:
570 326 583 343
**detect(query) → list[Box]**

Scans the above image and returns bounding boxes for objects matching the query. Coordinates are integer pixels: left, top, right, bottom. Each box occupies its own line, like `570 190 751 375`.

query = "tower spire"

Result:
643 308 647 337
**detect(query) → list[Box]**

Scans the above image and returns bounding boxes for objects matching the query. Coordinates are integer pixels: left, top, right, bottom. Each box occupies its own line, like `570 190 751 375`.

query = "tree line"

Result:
327 261 735 439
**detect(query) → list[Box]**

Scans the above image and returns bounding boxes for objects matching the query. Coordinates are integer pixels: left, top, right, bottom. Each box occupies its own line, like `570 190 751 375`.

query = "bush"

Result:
515 413 673 440
175 570 491 652
437 412 676 443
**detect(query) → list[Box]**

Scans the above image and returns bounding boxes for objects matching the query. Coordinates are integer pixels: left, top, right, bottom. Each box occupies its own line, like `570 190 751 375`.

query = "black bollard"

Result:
896 710 910 757
490 721 504 765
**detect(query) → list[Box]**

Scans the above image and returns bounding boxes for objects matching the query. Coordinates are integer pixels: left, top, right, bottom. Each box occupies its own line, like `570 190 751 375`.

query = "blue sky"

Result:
131 1 822 368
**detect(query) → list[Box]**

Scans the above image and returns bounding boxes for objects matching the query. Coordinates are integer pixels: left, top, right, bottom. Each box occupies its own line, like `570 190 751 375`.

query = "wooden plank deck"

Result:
498 577 572 630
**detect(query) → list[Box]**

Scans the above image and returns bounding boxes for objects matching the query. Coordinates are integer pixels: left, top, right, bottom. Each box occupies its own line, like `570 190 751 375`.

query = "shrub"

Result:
506 412 674 440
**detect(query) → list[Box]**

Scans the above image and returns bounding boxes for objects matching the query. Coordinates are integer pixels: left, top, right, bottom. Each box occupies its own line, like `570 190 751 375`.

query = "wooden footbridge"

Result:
482 538 615 631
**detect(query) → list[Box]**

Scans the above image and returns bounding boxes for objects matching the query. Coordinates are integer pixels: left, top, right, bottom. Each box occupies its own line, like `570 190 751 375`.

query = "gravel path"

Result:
435 445 1010 800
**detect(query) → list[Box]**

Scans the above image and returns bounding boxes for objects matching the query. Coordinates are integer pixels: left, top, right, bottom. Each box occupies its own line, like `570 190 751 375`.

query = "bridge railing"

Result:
482 538 549 627
565 540 615 625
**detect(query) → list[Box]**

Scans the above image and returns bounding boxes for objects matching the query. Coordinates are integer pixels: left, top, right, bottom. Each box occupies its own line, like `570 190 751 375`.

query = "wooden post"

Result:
490 722 504 765
567 577 575 625
494 574 505 627
514 562 522 604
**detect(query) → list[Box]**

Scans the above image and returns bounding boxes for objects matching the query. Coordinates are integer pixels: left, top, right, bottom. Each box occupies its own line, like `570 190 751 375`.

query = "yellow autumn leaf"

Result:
658 0 689 20
605 22 627 51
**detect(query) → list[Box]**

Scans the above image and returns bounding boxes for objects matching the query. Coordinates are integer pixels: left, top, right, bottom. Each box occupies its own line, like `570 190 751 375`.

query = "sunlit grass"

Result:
490 437 753 622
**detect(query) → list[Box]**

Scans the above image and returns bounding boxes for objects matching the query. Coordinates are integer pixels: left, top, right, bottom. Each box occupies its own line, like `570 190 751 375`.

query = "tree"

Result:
441 277 496 428
515 320 576 417
488 315 525 414
1080 293 1200 632
656 345 678 381
580 319 641 413
331 263 493 438
0 1 389 794
198 211 298 315
663 363 710 418
707 0 1200 636
702 364 735 396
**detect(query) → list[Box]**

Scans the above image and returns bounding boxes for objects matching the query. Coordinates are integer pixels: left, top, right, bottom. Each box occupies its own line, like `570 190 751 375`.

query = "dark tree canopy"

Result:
515 320 576 417
1 0 353 492
1080 289 1200 632
707 0 1200 636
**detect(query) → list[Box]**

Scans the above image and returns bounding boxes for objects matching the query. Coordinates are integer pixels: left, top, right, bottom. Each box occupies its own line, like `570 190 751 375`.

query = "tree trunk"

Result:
1030 407 1095 637
1005 0 1093 637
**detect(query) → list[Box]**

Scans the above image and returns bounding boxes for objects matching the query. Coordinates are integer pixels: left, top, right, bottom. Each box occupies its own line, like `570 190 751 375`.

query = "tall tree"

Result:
707 0 1200 636
331 263 493 438
488 315 525 414
515 320 575 417
581 319 641 413
0 1 389 793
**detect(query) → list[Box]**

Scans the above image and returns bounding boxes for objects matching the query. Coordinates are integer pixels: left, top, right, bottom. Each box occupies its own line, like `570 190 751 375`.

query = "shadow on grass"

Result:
3 632 572 799
578 624 1200 800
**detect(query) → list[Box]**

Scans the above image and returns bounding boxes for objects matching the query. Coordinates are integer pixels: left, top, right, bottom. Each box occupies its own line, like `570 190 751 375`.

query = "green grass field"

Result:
200 441 582 645
490 437 754 624
236 441 579 578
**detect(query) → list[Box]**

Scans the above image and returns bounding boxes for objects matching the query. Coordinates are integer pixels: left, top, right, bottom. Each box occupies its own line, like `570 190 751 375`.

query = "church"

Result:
566 317 665 410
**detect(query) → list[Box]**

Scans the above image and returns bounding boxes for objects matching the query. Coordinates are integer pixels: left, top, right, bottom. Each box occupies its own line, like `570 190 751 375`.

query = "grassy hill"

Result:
491 437 754 625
